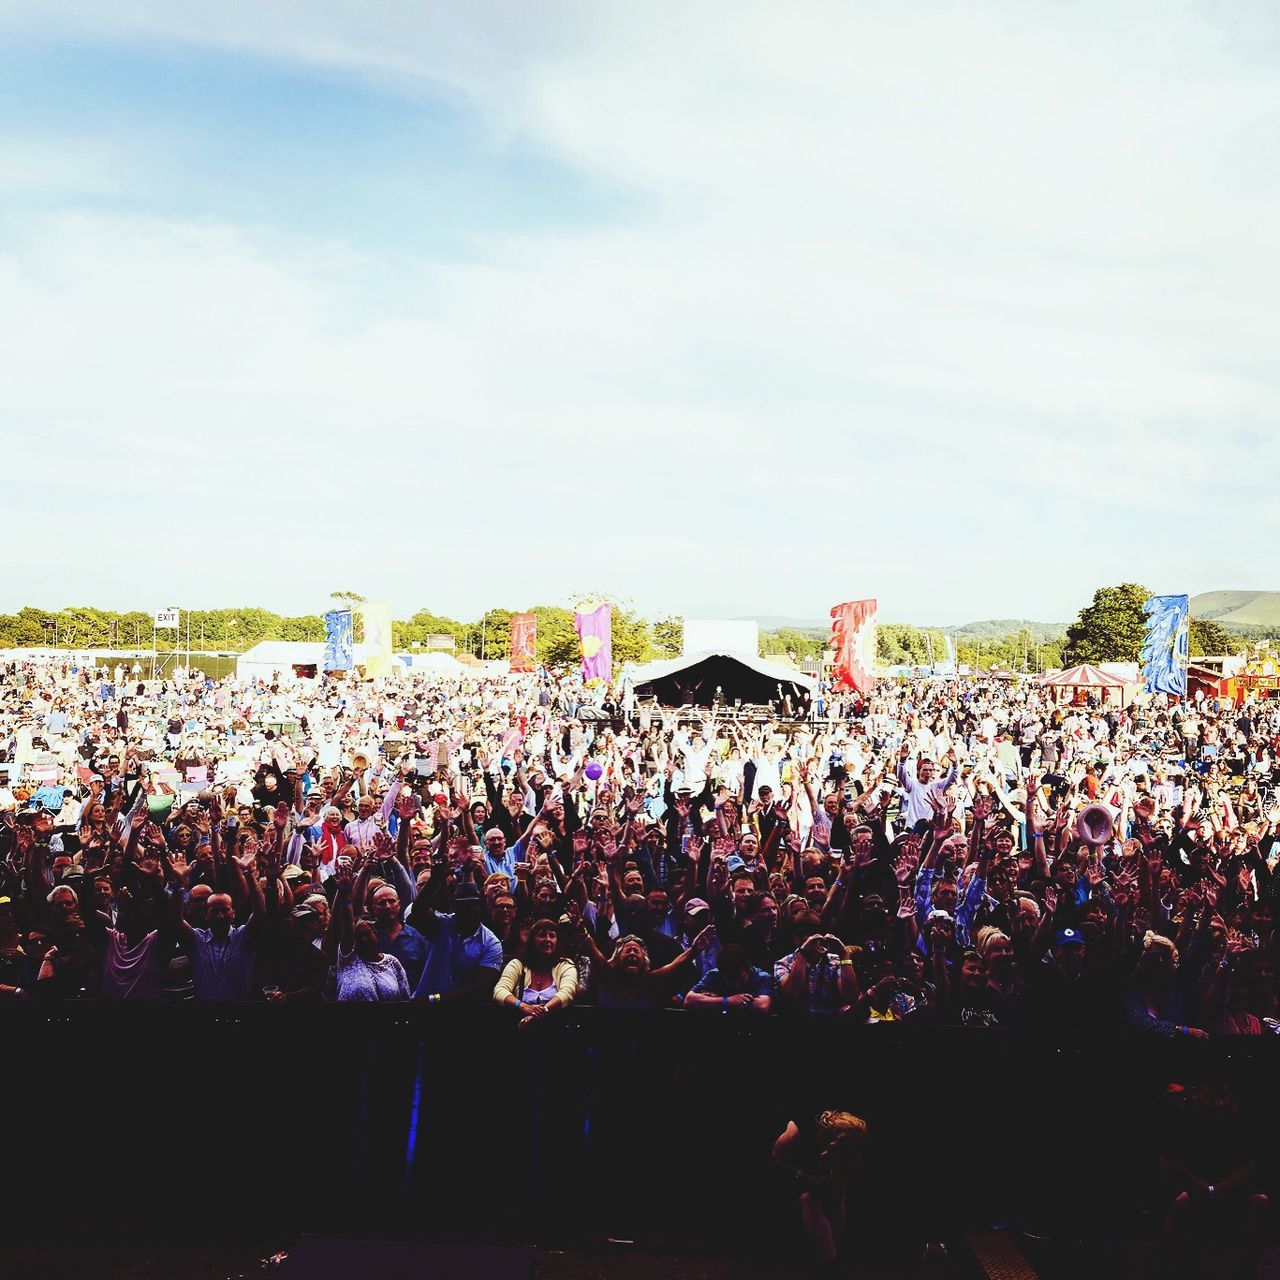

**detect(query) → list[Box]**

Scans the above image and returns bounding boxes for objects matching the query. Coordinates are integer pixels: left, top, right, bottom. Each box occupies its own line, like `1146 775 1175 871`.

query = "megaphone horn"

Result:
1076 804 1114 847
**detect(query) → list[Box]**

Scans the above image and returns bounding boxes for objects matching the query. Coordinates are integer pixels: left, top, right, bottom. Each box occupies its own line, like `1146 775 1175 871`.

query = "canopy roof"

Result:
1041 663 1129 689
625 649 816 707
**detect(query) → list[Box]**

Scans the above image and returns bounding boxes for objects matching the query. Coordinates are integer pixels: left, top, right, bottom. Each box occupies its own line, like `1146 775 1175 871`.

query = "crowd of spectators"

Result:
3 656 1280 1038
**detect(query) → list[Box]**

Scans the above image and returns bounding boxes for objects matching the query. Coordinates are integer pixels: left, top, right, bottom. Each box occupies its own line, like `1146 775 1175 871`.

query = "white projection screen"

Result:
681 619 759 656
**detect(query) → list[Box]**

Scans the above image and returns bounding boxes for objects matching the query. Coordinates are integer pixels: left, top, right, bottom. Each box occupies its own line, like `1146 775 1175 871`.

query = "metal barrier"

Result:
6 1004 1277 1254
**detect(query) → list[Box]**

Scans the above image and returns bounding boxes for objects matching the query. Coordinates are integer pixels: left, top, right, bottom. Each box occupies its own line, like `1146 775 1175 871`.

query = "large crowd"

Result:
2 656 1279 1036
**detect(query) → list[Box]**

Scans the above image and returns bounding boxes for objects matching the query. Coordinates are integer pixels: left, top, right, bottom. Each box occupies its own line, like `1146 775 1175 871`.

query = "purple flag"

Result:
574 604 612 685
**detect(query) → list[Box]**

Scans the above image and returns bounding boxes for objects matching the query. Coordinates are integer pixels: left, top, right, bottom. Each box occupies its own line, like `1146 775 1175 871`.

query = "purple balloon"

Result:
585 761 603 780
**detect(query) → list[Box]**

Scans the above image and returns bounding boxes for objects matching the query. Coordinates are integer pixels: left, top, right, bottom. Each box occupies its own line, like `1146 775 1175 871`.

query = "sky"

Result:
1 1 1277 627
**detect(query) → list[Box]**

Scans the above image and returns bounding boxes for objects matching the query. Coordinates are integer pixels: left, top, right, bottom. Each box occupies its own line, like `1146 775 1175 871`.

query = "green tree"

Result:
763 628 826 660
1062 583 1151 665
610 606 653 666
651 616 684 658
1189 617 1241 658
465 608 513 660
531 606 578 667
877 624 930 666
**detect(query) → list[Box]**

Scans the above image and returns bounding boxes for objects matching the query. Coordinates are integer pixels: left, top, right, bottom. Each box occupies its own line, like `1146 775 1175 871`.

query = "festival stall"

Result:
1235 653 1280 703
1187 663 1234 704
1040 663 1131 707
234 641 408 683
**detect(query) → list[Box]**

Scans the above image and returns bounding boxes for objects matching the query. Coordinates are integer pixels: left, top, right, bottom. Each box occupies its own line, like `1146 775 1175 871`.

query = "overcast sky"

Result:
1 2 1276 625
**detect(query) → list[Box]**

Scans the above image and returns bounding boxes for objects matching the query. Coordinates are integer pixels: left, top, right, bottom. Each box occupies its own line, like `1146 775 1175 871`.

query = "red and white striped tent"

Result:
1041 663 1130 706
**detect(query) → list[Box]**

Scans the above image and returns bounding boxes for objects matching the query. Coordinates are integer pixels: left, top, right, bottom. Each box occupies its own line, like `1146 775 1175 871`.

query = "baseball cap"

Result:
1055 927 1085 947
684 898 711 916
453 882 481 904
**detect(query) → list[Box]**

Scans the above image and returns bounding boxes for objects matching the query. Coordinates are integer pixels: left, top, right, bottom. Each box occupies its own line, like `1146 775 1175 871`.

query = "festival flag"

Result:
357 602 394 679
574 603 612 686
1141 594 1190 697
323 609 354 672
510 613 537 672
829 599 878 693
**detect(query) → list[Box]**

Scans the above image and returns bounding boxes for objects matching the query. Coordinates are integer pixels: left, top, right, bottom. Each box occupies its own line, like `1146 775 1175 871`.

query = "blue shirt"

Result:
483 845 519 886
188 923 257 1001
690 966 772 998
32 786 67 812
379 922 428 990
412 912 503 998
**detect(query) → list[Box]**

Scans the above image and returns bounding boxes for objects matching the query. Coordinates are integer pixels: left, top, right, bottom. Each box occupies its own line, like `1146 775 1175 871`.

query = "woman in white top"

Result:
494 918 577 1027
324 866 409 1002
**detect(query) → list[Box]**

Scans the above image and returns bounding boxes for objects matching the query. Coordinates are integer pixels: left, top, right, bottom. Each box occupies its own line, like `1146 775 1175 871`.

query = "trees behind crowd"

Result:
0 585 1263 672
1063 583 1242 666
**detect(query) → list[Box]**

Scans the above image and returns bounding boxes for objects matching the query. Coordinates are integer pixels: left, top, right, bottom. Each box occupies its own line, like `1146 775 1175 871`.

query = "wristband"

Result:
722 995 728 1013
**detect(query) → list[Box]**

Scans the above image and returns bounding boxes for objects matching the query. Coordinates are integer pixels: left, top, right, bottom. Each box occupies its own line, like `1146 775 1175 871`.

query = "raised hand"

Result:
800 933 828 964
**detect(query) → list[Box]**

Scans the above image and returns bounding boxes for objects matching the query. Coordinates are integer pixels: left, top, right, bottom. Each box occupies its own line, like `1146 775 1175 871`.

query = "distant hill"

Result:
738 616 827 633
945 619 1070 642
740 615 1069 641
1190 591 1280 629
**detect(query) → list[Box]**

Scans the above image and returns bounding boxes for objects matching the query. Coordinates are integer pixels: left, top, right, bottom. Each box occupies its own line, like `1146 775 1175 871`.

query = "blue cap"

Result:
1055 927 1084 947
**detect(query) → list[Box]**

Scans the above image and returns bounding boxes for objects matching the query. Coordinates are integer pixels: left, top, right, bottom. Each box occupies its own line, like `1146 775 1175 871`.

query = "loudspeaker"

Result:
279 1236 534 1279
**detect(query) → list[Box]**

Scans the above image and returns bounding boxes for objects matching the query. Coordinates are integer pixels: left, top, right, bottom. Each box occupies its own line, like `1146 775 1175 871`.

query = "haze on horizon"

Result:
1 2 1277 625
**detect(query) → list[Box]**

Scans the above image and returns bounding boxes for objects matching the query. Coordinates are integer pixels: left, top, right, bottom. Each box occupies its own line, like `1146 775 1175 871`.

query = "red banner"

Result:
510 613 537 672
829 599 877 693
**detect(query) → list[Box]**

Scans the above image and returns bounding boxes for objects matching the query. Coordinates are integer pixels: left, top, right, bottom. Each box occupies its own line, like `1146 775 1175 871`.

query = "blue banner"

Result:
323 609 354 672
1141 594 1189 696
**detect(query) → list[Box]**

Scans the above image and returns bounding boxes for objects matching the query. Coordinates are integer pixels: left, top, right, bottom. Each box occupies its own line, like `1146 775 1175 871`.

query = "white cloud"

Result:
1 2 1278 622
0 136 129 196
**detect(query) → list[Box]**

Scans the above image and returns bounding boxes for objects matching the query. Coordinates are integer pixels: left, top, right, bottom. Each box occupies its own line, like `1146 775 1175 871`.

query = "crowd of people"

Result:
2 655 1280 1037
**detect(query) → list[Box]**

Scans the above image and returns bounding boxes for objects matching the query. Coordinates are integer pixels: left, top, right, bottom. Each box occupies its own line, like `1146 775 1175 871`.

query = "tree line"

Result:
0 602 1063 673
0 602 682 669
1062 583 1249 666
0 585 1262 673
